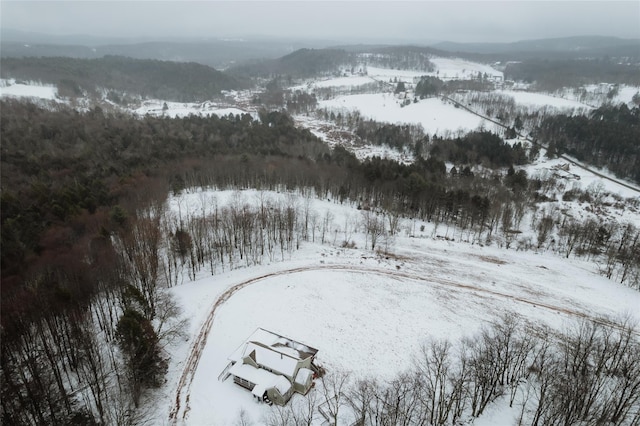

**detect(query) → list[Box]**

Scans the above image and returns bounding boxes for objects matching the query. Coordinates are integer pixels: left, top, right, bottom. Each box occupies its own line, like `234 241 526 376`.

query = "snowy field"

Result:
292 75 377 91
0 79 61 101
365 66 427 82
319 93 486 137
133 99 249 118
145 188 640 426
430 57 503 80
496 89 593 110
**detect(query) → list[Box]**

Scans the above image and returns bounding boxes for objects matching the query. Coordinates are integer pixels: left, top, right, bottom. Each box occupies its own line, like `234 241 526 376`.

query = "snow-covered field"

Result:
133 99 249 118
292 75 377 91
147 188 640 426
319 93 486 137
365 66 427 82
0 79 61 101
496 89 592 110
430 57 503 80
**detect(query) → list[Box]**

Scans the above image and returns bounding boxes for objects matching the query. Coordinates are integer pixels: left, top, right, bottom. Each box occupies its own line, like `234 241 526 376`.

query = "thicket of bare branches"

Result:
255 315 640 426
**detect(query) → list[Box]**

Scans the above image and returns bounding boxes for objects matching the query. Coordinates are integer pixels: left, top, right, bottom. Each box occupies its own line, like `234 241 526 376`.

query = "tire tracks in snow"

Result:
168 262 633 423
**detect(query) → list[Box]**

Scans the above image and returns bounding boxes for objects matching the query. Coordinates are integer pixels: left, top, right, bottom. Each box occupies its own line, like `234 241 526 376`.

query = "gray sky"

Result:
2 1 639 44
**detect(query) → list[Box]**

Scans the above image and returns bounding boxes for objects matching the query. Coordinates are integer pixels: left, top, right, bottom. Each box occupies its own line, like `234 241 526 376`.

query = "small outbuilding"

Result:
219 328 320 405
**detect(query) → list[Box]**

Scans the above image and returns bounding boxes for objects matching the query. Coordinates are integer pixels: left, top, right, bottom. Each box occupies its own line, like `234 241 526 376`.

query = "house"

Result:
219 328 320 405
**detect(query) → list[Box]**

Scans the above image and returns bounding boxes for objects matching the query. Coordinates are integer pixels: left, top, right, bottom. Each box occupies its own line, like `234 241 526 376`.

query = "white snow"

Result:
292 75 376 91
430 57 503 80
497 89 592 110
365 66 427 82
294 368 313 385
527 155 640 200
0 79 60 101
148 188 640 426
319 93 486 137
614 85 640 105
133 99 248 118
228 362 291 394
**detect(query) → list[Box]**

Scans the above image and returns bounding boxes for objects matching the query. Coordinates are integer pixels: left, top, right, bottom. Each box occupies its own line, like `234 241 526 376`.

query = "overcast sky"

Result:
3 1 639 44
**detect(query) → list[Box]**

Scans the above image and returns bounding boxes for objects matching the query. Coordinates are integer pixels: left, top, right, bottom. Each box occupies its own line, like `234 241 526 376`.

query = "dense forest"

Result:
535 105 640 183
1 100 639 424
504 59 640 91
414 75 493 98
0 56 245 102
430 131 529 168
230 48 351 79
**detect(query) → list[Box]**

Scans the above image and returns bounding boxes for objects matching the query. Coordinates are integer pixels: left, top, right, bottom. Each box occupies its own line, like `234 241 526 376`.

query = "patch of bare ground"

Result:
474 254 508 265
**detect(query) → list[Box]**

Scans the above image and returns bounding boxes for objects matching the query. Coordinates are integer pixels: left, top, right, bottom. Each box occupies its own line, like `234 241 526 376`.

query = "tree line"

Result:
504 59 640 91
415 75 493 99
261 315 640 426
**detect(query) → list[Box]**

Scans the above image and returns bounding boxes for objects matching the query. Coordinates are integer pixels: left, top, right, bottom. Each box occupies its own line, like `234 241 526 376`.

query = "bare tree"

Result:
318 369 351 425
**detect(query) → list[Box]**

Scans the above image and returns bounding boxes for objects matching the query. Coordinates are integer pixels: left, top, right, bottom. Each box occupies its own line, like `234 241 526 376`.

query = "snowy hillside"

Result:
142 188 640 425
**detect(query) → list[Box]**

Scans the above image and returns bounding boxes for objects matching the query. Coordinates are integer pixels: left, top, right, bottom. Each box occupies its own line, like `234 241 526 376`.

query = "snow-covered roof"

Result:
295 368 313 385
252 383 267 398
229 328 318 364
229 362 291 395
245 342 299 377
273 375 292 395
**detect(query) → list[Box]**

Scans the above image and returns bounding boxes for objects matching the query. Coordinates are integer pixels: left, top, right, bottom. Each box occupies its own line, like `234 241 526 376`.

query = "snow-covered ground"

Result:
146 188 640 426
133 99 249 118
0 78 61 101
365 66 427 82
319 93 486 137
4 57 639 424
291 75 377 91
294 114 415 163
527 154 640 201
430 57 503 80
496 89 593 110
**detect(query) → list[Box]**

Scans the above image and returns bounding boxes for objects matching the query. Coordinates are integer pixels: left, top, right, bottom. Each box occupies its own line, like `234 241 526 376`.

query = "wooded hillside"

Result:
1 56 246 102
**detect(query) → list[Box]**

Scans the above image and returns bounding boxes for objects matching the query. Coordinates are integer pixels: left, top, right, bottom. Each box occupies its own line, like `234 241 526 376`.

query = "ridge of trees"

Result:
430 131 529 168
229 47 435 80
504 59 640 91
0 56 246 102
415 75 494 98
230 48 351 79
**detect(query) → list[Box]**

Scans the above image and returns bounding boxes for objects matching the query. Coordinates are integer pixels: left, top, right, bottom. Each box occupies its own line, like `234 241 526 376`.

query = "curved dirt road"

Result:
168 263 628 424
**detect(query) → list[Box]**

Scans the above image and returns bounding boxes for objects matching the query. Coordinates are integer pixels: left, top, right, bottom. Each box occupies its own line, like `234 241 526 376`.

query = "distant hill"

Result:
0 40 298 70
1 56 246 102
229 48 351 79
1 29 336 69
433 36 640 59
504 59 640 90
228 45 445 79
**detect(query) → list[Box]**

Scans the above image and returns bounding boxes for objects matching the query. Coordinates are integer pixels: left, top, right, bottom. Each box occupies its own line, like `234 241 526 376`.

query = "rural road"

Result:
441 95 640 194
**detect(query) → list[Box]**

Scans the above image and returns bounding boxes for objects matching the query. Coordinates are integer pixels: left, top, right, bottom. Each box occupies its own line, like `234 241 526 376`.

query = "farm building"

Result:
219 328 320 405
